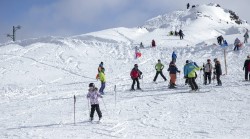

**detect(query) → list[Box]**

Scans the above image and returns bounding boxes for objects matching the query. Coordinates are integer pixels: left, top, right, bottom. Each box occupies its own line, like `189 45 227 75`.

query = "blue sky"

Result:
0 0 249 43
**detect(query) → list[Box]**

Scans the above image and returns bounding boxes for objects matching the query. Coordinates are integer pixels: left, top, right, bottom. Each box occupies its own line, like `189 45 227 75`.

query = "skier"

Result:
204 59 213 85
87 83 102 122
187 3 190 9
153 59 167 82
151 39 156 47
185 60 199 85
243 55 250 81
244 30 249 43
172 51 177 63
98 68 106 95
217 35 224 45
184 60 201 91
96 62 105 80
130 64 142 90
140 42 144 48
168 61 180 88
233 38 241 51
135 46 141 59
179 29 184 40
214 59 222 86
222 40 228 47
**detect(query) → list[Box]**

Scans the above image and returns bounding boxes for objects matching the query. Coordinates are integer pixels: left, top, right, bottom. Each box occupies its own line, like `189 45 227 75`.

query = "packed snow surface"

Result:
0 4 250 139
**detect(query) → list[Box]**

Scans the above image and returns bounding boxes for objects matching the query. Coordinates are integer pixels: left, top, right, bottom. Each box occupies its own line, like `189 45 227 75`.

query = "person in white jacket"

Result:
204 59 213 85
87 83 102 122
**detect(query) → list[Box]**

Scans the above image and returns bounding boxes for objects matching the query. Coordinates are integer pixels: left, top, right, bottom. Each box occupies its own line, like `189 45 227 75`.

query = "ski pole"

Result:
114 85 117 109
102 97 110 118
74 95 76 125
87 98 90 114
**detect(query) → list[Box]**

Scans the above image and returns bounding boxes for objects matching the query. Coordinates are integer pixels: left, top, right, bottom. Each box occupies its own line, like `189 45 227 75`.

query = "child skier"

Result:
214 59 222 86
184 60 201 91
167 61 180 88
87 83 102 122
153 59 167 82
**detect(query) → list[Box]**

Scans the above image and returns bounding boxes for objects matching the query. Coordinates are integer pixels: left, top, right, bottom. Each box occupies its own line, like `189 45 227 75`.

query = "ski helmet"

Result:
207 59 211 62
89 83 95 87
186 60 189 63
134 64 138 67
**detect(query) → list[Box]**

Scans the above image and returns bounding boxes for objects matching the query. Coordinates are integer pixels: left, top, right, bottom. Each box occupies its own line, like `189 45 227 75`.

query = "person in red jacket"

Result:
130 64 142 91
243 55 250 81
151 39 156 47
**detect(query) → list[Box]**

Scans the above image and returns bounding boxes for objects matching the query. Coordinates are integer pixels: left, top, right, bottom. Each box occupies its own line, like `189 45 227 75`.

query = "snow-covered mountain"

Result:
1 4 250 139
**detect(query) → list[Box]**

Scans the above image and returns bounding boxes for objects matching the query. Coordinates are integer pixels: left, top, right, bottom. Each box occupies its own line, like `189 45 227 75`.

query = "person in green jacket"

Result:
98 68 106 95
153 59 167 82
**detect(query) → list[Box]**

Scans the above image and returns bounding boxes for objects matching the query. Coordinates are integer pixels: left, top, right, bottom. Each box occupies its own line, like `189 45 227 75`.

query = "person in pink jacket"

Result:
87 83 102 121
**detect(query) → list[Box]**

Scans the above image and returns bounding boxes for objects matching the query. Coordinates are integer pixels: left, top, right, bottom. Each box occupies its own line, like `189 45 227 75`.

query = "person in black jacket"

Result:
214 59 222 86
179 29 184 40
168 61 180 88
243 56 250 81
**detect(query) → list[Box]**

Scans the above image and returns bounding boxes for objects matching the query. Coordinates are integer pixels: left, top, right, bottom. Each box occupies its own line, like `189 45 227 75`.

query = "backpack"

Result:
130 69 139 78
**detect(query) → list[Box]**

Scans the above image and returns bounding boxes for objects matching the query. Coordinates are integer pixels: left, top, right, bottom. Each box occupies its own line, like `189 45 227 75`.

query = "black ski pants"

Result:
204 72 212 84
216 74 222 85
245 70 250 80
188 77 198 90
234 45 239 51
131 78 140 89
153 71 167 81
90 104 102 120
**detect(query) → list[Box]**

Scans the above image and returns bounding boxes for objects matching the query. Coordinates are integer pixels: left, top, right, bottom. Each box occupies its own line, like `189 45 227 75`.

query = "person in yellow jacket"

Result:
98 69 106 95
153 59 167 82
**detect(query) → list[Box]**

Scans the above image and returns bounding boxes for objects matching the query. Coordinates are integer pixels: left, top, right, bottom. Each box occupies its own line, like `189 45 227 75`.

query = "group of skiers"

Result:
87 29 250 122
169 30 184 40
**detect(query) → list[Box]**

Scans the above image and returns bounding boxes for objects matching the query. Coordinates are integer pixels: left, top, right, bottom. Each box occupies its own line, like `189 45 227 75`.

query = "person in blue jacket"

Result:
184 60 201 91
172 51 177 63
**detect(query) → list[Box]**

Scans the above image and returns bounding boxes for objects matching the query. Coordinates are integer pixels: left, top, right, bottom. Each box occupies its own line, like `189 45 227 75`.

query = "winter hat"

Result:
134 64 138 67
186 60 189 63
89 83 95 88
158 59 161 62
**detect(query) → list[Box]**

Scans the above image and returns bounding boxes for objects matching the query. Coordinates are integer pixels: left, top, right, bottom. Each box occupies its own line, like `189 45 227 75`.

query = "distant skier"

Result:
222 40 228 47
233 38 241 51
184 60 201 91
204 59 213 85
172 51 177 63
96 62 105 80
214 59 222 86
130 64 142 90
87 83 102 122
174 31 178 36
217 35 224 45
187 3 190 9
168 61 180 88
98 68 106 95
135 46 142 59
151 39 156 47
179 29 184 40
244 30 249 43
243 55 250 81
153 59 167 82
140 42 144 48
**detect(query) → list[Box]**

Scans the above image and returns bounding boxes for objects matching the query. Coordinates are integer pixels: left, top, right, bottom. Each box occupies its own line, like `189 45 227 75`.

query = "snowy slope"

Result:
1 3 250 139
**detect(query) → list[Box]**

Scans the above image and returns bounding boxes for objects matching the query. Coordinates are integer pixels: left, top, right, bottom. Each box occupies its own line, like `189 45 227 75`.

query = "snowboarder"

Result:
140 42 144 48
243 55 250 81
172 51 177 63
168 61 180 88
153 59 167 82
151 39 156 47
179 29 184 40
233 38 241 51
214 59 222 86
130 64 142 90
87 83 102 122
98 68 106 95
187 3 190 9
217 35 224 45
204 59 213 85
184 60 201 91
244 30 249 43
